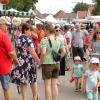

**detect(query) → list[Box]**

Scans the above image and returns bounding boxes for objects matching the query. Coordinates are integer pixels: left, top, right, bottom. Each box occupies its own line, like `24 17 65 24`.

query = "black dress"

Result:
11 35 37 85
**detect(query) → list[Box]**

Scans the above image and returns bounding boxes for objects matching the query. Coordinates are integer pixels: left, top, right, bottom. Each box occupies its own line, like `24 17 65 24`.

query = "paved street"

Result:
0 70 100 100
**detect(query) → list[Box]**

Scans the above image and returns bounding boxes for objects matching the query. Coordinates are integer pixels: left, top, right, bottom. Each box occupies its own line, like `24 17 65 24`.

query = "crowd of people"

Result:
0 16 100 100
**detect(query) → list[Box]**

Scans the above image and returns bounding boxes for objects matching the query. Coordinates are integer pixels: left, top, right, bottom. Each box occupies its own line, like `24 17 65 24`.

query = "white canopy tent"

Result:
45 15 57 23
7 8 19 12
28 8 36 16
72 19 88 23
86 16 100 22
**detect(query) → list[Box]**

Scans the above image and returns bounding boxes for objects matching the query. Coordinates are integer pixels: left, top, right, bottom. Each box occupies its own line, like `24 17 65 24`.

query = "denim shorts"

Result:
0 74 10 91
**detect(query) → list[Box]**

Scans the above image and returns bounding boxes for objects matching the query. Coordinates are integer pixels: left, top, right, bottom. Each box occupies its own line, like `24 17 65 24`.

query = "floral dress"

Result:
11 35 37 85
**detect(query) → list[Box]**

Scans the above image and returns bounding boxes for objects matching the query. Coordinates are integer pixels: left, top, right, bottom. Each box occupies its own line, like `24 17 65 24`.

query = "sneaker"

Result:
75 88 79 92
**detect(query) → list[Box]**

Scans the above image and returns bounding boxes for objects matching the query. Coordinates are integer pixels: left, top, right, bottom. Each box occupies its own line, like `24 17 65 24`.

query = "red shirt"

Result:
85 35 92 49
0 31 14 74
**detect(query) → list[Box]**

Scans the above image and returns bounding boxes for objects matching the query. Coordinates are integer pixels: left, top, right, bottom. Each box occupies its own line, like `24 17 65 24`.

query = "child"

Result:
82 57 100 100
71 56 83 92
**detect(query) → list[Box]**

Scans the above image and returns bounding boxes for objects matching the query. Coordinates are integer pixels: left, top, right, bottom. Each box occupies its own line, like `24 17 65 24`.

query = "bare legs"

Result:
4 90 11 100
44 79 51 100
20 84 27 100
20 82 38 100
75 78 82 91
44 79 58 100
30 82 38 100
51 79 58 100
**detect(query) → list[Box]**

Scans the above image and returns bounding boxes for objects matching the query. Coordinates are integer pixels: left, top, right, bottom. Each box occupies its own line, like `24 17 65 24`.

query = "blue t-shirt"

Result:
71 64 83 77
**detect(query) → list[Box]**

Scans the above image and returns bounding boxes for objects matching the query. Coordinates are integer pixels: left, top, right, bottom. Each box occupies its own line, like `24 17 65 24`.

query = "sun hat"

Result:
74 56 81 61
12 17 21 26
90 57 99 64
0 16 10 25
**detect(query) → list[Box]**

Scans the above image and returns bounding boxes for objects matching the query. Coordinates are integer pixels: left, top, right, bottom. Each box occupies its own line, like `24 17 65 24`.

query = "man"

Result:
0 17 19 100
72 24 85 61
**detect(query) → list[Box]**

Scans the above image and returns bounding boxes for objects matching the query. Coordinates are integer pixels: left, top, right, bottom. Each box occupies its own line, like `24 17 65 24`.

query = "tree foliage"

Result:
73 2 88 13
8 0 38 11
92 0 100 15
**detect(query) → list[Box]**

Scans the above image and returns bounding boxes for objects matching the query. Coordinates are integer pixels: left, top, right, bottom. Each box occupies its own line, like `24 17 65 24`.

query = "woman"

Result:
55 27 65 73
92 29 100 53
84 29 94 60
39 23 66 100
91 29 100 93
30 26 39 54
11 24 40 100
55 26 67 84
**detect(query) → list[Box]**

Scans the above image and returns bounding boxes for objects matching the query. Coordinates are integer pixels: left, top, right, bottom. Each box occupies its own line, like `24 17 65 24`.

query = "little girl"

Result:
71 56 83 92
82 57 100 100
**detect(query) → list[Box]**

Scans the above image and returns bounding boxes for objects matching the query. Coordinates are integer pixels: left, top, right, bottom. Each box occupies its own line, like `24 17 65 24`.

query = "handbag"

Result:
48 38 61 62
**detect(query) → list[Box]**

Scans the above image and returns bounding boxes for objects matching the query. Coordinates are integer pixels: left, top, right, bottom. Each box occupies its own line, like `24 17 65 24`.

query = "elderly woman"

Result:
39 23 66 100
11 24 40 100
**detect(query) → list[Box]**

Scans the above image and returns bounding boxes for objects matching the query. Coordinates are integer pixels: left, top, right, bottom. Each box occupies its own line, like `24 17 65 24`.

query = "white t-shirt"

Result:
85 70 100 92
64 30 72 41
64 31 72 48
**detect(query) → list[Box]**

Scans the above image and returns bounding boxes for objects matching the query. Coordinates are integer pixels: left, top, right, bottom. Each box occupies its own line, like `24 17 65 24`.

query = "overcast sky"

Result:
36 0 93 14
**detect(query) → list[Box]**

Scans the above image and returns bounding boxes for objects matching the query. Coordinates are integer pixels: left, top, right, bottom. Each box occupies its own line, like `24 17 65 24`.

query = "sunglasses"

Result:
89 30 93 32
56 30 60 32
74 60 81 62
96 32 100 34
92 63 99 66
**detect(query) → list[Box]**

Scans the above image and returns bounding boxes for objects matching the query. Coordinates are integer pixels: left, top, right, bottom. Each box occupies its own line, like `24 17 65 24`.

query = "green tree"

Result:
8 0 38 11
73 2 88 13
92 0 100 15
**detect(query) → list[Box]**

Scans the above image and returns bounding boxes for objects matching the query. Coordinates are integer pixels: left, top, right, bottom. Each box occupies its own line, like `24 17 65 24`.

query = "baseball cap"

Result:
90 57 99 64
0 17 11 25
74 56 81 61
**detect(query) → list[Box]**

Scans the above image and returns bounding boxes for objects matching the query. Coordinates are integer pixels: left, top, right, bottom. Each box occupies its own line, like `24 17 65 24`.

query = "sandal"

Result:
33 96 39 100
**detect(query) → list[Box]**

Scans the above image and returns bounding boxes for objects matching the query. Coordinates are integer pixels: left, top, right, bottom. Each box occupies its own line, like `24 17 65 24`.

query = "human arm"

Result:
64 38 70 57
82 75 87 94
9 51 19 65
3 33 19 65
60 40 66 58
31 31 38 39
28 47 40 65
82 70 88 92
40 46 46 65
92 80 100 92
71 66 74 77
92 72 100 92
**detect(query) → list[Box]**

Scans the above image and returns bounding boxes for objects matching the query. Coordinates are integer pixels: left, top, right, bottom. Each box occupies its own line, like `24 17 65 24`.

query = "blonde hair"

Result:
45 23 56 34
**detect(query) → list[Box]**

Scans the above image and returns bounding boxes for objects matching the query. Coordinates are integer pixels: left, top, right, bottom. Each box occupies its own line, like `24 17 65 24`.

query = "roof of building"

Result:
67 13 76 19
54 10 68 19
